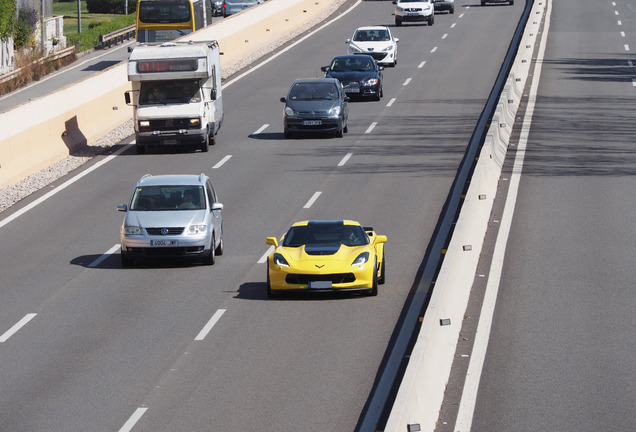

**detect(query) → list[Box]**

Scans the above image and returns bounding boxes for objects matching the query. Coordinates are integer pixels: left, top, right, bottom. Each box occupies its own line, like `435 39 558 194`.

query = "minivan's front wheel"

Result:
202 234 216 265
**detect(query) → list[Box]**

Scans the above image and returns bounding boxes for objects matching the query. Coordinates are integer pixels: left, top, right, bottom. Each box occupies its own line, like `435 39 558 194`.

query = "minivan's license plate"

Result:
151 240 178 247
302 120 322 126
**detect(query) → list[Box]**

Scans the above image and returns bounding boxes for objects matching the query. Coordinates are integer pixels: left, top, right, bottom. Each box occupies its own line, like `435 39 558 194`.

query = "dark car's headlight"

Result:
328 106 342 116
362 78 379 86
273 253 290 267
352 252 369 266
285 106 295 116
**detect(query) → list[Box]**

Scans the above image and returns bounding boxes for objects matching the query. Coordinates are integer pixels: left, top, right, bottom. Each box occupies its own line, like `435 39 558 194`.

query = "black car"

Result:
321 55 383 101
280 78 349 138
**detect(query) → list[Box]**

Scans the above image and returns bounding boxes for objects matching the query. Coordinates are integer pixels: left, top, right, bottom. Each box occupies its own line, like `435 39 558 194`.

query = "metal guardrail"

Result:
0 46 77 85
99 24 136 48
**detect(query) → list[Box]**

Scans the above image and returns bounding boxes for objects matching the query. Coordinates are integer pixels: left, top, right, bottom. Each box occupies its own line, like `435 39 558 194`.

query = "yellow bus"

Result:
136 0 211 43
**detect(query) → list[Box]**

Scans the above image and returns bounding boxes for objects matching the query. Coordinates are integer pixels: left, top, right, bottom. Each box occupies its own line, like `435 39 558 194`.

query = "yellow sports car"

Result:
265 220 387 297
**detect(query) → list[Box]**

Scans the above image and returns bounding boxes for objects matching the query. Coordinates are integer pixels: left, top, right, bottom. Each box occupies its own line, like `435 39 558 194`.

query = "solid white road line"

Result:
0 313 37 343
118 407 148 432
195 309 227 341
88 244 120 268
0 144 131 229
0 41 136 102
212 155 232 169
453 0 552 430
303 192 322 209
338 153 353 167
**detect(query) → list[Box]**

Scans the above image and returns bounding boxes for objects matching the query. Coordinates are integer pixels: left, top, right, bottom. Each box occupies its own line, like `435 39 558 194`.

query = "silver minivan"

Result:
223 0 260 17
117 174 224 266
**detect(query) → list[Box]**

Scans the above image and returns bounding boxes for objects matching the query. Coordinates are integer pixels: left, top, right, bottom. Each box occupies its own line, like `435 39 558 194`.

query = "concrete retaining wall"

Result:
383 2 546 431
0 0 338 189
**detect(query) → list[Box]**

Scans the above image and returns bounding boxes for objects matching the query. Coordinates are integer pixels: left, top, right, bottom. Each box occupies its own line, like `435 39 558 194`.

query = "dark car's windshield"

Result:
130 186 206 211
282 222 368 247
289 82 339 100
331 57 374 72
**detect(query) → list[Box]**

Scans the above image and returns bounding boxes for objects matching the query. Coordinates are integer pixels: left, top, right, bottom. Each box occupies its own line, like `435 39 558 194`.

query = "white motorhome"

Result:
125 40 223 153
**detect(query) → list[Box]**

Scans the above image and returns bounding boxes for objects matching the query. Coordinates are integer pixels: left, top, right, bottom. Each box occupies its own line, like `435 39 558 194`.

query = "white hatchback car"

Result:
394 0 435 26
346 26 398 67
117 173 224 266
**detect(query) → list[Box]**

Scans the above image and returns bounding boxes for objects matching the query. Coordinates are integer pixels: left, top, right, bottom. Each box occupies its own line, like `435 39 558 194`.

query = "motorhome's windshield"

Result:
140 81 201 105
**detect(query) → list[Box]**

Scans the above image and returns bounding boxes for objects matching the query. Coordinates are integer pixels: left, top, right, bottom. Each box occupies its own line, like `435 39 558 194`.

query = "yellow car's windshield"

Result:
282 222 368 247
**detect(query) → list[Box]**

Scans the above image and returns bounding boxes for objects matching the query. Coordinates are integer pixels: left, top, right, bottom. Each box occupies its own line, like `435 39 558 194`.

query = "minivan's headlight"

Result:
285 106 295 116
124 226 143 235
188 224 208 235
362 78 379 86
352 252 369 266
328 106 342 116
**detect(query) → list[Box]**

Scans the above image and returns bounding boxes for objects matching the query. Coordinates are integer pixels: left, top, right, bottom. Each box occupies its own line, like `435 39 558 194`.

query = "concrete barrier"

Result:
383 2 547 431
0 0 339 189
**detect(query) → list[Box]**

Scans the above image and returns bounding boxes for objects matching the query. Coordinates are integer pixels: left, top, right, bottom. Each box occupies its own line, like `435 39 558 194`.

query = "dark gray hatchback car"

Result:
280 78 349 138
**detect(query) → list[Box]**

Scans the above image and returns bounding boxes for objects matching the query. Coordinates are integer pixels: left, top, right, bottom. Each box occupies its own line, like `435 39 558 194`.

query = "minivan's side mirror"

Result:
320 66 329 72
117 204 128 212
280 97 287 103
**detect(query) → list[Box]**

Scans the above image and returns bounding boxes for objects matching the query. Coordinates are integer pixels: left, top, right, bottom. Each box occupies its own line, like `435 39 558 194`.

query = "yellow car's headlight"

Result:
352 252 369 266
273 253 290 267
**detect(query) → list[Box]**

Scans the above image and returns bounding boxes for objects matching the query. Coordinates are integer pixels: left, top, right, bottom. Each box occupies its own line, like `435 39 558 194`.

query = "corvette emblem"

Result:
315 264 324 268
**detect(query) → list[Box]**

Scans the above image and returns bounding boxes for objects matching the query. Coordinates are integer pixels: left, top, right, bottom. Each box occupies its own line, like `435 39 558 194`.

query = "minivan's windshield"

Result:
130 186 206 210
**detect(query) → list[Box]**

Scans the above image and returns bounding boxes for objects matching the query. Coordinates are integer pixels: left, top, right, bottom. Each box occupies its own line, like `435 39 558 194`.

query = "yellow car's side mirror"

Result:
266 237 279 248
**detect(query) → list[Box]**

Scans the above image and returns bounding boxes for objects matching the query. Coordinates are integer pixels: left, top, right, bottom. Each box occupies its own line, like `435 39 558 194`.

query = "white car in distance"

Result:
394 0 435 26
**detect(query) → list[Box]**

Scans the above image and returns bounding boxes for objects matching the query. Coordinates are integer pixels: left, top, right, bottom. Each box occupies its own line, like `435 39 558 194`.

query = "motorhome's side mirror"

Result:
210 89 216 100
124 91 131 105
